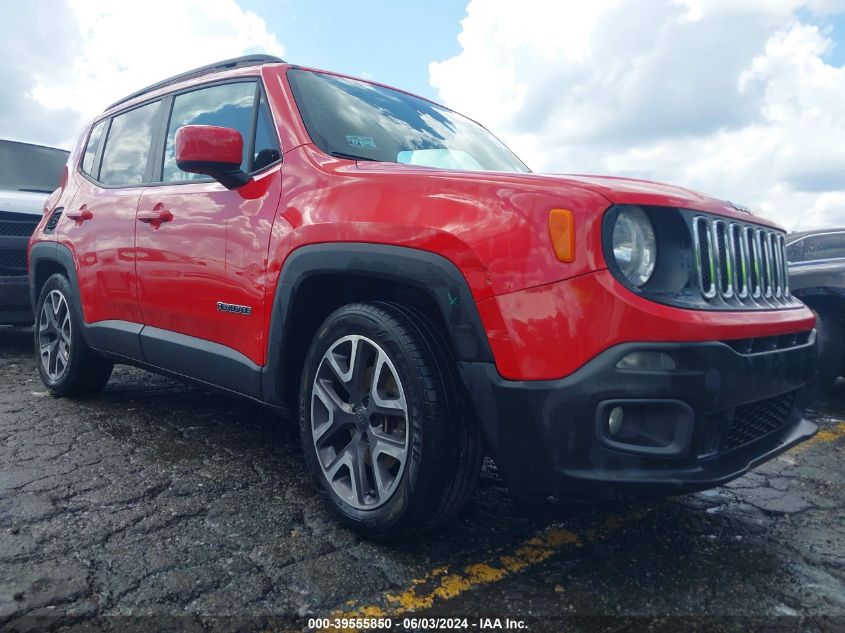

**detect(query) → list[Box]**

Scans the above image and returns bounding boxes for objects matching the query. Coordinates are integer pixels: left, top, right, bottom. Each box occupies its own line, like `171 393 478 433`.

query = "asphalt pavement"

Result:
1 325 843 632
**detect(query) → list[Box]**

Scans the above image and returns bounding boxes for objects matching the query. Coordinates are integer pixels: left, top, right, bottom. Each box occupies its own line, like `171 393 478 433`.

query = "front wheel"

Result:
34 274 113 398
298 302 481 539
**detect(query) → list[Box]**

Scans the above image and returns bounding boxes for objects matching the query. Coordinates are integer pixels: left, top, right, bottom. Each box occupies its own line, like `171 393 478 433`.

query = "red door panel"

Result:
58 177 142 325
135 167 281 364
135 183 228 343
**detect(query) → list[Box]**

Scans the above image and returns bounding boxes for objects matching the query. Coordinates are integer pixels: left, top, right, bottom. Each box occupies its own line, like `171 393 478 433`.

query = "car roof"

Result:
105 54 285 112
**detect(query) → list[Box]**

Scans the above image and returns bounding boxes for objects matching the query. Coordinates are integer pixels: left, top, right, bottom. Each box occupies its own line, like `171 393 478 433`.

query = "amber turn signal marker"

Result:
548 208 575 262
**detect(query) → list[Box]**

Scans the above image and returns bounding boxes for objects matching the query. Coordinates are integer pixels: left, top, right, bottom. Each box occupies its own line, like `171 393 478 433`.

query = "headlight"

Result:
612 206 656 286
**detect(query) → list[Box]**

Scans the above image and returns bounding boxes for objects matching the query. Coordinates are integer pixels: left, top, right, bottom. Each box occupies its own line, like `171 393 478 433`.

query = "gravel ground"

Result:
1 324 844 632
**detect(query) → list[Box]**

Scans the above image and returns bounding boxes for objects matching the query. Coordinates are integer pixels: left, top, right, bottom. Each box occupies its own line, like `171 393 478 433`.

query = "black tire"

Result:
34 274 113 398
807 302 844 398
298 301 481 539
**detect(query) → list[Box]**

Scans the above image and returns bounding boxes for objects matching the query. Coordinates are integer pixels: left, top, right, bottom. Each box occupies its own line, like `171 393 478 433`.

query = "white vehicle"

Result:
0 140 68 324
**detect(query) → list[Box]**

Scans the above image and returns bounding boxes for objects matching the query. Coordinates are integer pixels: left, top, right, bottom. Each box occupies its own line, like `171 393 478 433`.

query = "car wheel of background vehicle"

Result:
806 302 844 398
298 301 481 539
34 274 113 398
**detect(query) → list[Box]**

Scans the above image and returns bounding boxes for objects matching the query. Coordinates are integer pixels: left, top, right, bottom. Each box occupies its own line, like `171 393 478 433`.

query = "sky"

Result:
1 0 845 231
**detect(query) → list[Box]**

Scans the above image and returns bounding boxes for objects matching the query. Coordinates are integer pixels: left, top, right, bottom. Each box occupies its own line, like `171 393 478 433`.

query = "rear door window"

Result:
160 82 257 183
99 101 161 186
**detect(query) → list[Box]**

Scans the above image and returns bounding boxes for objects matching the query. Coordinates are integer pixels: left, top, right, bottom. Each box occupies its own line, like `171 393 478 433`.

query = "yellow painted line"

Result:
791 420 845 454
324 419 845 631
325 510 646 629
807 420 845 445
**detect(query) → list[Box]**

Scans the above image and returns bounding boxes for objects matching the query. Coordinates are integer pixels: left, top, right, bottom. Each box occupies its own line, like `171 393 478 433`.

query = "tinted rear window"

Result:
0 141 68 193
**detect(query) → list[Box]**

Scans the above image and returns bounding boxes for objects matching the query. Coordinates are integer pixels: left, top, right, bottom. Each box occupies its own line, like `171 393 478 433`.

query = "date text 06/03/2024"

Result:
307 617 528 630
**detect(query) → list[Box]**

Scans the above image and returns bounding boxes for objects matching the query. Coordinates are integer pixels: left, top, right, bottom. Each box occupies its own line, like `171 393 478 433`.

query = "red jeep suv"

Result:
29 55 817 538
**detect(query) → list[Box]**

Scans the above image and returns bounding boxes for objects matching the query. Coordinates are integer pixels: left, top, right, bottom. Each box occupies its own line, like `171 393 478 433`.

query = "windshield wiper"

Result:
330 151 378 162
18 188 54 194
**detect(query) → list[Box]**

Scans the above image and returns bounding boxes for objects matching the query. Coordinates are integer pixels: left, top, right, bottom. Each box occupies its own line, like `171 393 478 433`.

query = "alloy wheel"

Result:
39 289 72 381
310 334 409 510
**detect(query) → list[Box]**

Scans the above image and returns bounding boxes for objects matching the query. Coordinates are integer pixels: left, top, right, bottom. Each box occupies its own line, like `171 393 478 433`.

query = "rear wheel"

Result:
298 302 481 539
35 274 113 398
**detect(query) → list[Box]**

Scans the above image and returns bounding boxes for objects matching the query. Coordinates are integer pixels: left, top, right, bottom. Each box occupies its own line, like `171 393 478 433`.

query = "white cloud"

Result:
430 0 845 230
0 0 284 149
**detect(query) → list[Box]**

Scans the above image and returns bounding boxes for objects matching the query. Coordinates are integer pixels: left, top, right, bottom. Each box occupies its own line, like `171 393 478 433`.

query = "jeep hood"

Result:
547 173 778 227
355 160 780 229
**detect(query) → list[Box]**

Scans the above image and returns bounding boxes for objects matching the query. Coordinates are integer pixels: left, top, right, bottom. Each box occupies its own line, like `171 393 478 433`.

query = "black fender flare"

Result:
29 242 81 322
260 243 494 407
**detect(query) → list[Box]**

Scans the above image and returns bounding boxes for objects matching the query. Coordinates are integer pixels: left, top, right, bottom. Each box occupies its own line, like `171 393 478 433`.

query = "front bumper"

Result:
0 275 33 325
459 334 818 497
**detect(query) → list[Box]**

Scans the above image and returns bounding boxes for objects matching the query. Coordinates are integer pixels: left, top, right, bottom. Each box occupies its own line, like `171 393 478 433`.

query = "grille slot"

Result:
761 230 773 298
730 223 748 298
693 217 716 298
722 391 797 452
724 330 813 354
713 220 732 297
692 215 792 307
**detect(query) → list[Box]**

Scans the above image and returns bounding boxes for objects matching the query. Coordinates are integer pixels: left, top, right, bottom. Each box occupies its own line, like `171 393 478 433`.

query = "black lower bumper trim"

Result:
459 336 818 497
0 275 33 325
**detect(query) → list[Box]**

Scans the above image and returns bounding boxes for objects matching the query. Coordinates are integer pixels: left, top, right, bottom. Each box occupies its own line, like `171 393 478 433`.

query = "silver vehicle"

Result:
787 228 845 393
0 140 69 325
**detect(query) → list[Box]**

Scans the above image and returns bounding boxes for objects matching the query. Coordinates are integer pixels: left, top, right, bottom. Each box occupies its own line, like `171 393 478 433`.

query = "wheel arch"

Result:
29 242 80 318
260 243 494 411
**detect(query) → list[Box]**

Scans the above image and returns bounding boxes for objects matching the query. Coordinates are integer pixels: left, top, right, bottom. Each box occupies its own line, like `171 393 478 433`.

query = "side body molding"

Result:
29 241 263 402
260 243 494 408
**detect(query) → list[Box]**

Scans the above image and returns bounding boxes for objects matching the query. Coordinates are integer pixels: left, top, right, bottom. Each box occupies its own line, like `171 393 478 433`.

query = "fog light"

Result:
608 406 624 436
616 351 676 371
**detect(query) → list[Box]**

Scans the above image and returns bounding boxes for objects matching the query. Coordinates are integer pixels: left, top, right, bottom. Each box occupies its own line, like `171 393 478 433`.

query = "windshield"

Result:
287 69 530 173
0 141 69 193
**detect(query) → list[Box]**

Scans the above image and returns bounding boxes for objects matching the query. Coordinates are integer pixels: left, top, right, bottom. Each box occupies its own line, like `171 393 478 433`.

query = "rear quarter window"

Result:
81 120 107 178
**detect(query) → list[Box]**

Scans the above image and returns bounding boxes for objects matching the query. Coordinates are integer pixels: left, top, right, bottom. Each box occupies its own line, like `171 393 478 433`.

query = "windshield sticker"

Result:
346 135 377 149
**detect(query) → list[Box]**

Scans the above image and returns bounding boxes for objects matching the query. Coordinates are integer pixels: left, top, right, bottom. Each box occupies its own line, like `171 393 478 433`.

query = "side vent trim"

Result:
44 208 63 233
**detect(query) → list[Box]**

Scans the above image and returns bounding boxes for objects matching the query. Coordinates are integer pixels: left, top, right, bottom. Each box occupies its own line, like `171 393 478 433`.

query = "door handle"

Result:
65 205 93 224
137 204 173 229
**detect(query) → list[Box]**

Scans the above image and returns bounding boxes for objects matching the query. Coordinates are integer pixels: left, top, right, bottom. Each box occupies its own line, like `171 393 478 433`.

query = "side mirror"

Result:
175 125 250 189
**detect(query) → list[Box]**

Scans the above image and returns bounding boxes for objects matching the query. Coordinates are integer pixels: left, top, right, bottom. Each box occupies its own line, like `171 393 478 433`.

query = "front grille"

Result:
0 215 40 237
692 216 792 308
722 390 797 452
0 248 28 276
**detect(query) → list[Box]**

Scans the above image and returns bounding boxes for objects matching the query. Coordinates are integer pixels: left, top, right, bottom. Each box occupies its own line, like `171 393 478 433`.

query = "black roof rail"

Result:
106 54 285 111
